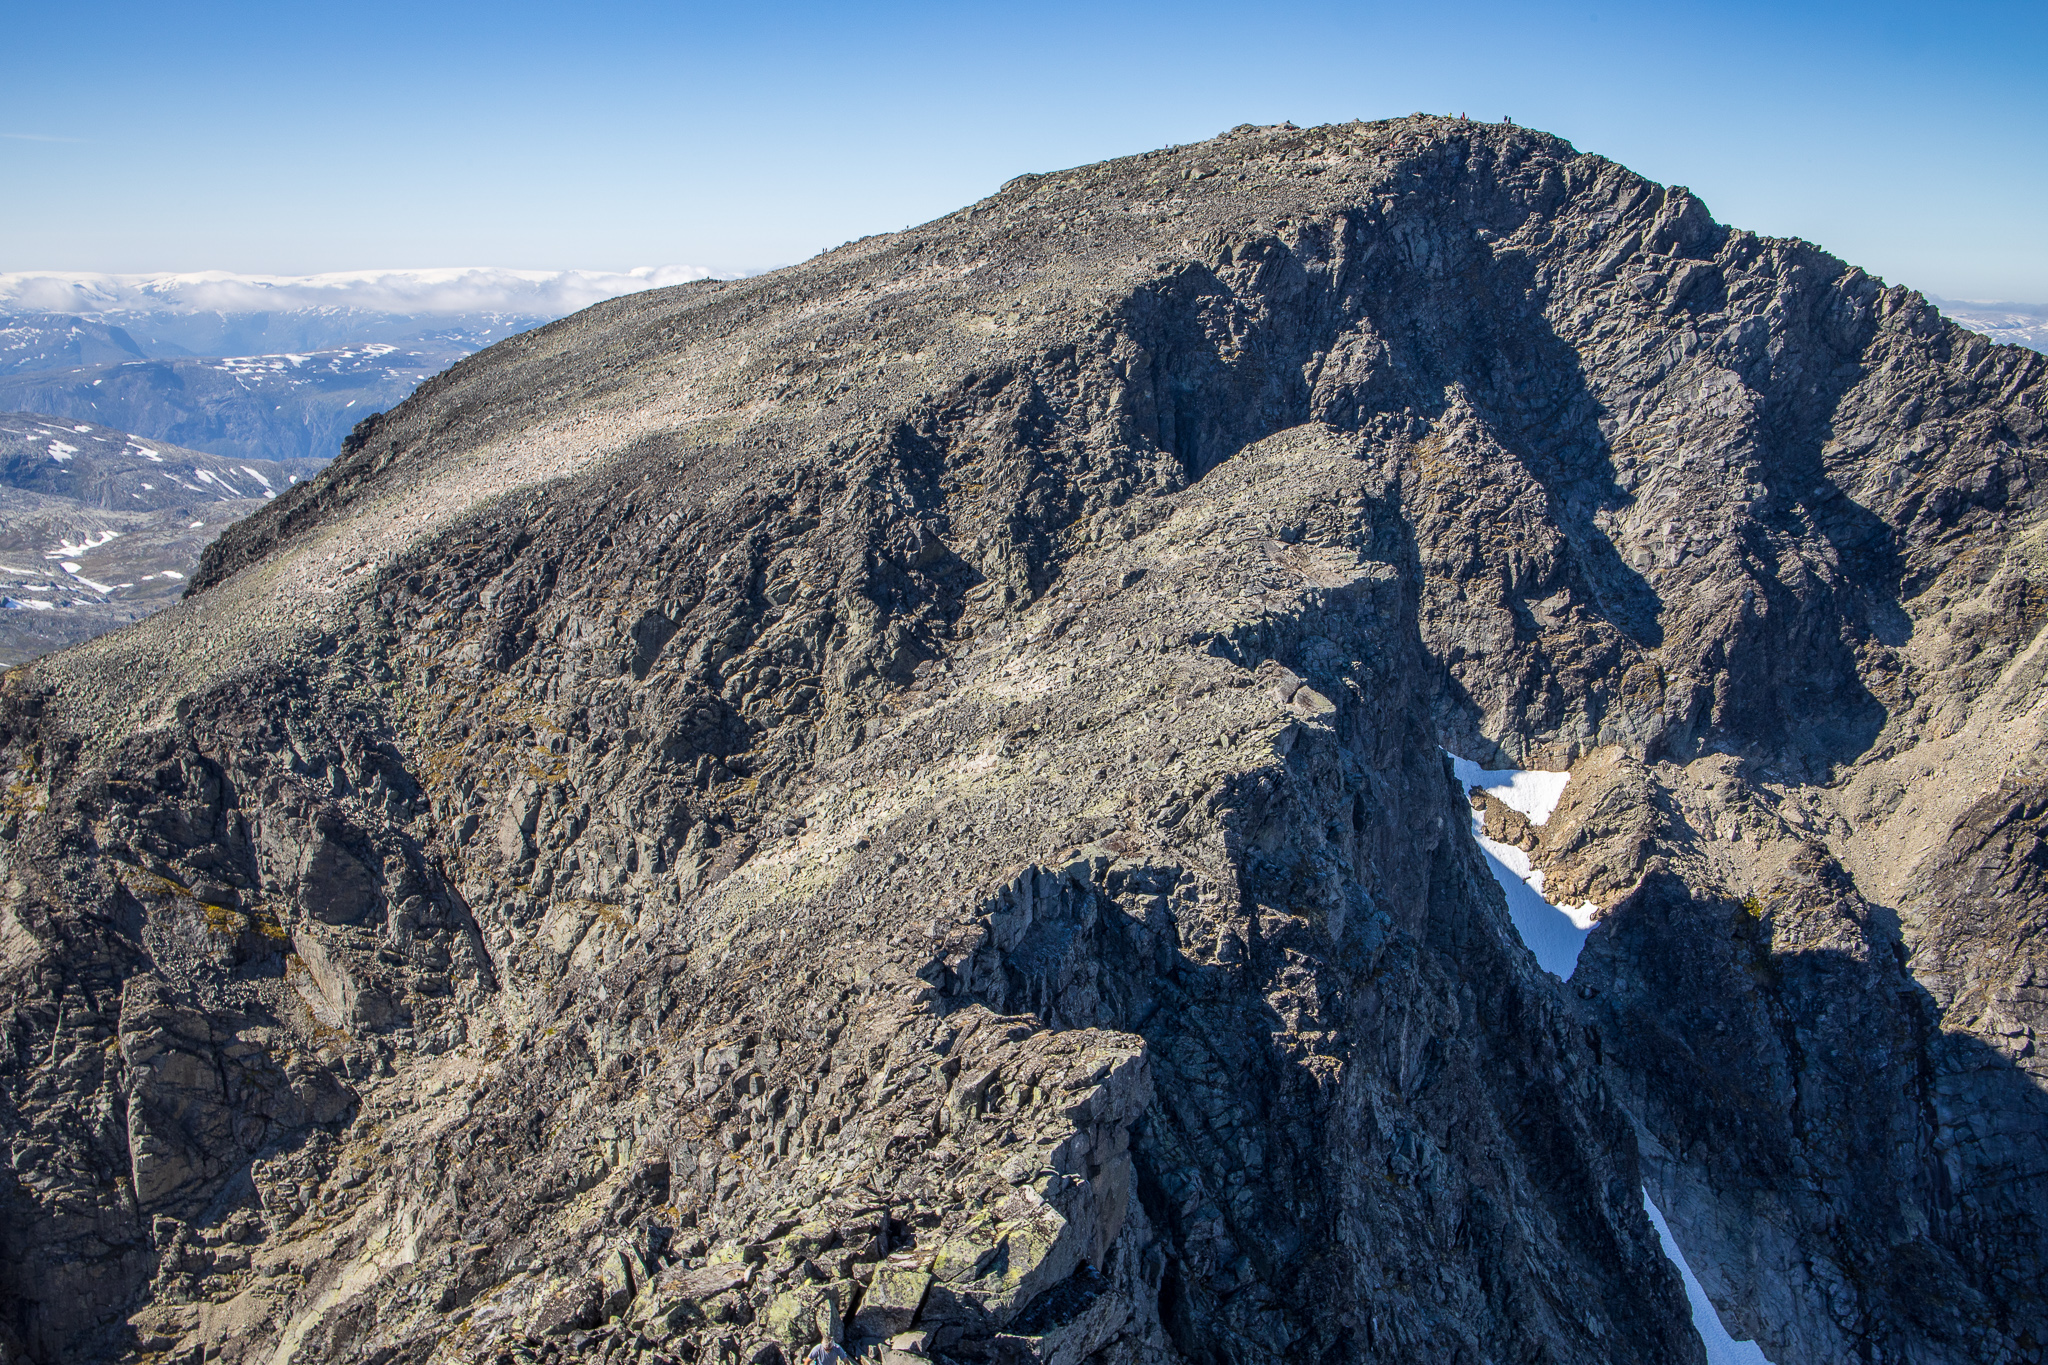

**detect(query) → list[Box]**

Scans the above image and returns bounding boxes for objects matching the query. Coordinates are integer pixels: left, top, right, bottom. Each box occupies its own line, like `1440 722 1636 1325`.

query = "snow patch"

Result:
71 424 91 432
1446 749 1598 975
1476 835 1594 976
193 468 247 497
47 440 77 462
1644 1191 1773 1363
1 596 54 610
1446 756 1773 1353
58 563 113 593
1476 830 1600 933
45 529 120 559
159 569 184 580
1448 753 1571 825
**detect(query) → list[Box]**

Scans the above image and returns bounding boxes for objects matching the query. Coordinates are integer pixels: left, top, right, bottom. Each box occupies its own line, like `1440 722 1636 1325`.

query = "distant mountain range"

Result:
0 306 544 375
1930 298 2048 353
0 334 491 463
0 411 325 663
0 270 729 661
0 267 723 464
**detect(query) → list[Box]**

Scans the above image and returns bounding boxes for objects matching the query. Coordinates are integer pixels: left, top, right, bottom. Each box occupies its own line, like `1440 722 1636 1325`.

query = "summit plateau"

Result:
1 118 2044 1365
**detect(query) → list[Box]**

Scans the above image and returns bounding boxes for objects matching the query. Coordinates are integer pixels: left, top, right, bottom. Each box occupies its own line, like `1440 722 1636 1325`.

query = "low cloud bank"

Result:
0 266 727 318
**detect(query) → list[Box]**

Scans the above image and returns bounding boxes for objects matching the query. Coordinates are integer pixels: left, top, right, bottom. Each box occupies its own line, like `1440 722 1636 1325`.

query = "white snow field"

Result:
1447 753 1572 823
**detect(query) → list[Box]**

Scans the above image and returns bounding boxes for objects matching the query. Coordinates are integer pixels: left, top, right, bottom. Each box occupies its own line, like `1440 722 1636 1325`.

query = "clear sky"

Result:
4 0 2042 300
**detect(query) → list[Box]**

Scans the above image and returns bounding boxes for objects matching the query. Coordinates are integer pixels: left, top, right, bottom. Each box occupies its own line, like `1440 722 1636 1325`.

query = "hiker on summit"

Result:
805 1340 853 1365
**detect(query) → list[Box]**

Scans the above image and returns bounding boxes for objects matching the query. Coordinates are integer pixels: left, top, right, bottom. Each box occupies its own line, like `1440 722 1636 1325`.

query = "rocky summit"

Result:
0 117 2043 1365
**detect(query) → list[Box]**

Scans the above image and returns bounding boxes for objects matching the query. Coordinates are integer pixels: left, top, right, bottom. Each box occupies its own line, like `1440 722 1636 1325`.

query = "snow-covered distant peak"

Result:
0 265 728 318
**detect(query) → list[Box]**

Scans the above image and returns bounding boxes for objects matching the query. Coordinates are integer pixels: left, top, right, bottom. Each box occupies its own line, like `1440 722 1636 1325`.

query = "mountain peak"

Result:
2 128 2045 1365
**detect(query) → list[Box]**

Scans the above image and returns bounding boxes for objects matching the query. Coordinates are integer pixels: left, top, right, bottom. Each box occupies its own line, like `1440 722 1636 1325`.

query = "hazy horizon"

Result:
0 266 729 319
1 267 2039 322
2 2 2042 301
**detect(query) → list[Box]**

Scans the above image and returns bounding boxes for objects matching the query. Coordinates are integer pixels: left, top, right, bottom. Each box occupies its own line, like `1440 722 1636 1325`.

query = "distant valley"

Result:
1931 297 2048 353
0 412 323 664
0 332 495 464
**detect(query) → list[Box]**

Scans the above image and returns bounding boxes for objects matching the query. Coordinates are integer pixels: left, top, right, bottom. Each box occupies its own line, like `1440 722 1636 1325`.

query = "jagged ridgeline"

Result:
1 117 2043 1365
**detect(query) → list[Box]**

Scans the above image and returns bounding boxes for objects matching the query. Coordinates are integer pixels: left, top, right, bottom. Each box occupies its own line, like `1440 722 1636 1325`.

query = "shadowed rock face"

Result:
0 116 2042 1365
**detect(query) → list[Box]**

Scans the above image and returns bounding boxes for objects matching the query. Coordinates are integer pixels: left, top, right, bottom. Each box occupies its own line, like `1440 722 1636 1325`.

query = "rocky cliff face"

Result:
0 117 2042 1365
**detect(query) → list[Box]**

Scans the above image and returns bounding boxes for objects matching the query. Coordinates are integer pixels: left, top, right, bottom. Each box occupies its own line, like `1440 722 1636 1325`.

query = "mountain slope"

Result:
0 117 2043 1365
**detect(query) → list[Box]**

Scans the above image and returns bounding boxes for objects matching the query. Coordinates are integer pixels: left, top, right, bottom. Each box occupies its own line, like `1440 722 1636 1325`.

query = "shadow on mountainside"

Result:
1573 863 2048 1363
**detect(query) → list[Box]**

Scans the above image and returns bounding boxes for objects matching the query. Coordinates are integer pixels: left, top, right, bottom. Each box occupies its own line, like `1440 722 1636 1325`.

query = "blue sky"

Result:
3 0 2042 299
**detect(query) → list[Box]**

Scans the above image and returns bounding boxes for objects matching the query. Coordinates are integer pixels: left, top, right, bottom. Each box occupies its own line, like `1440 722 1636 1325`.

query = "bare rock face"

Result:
0 116 2043 1365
